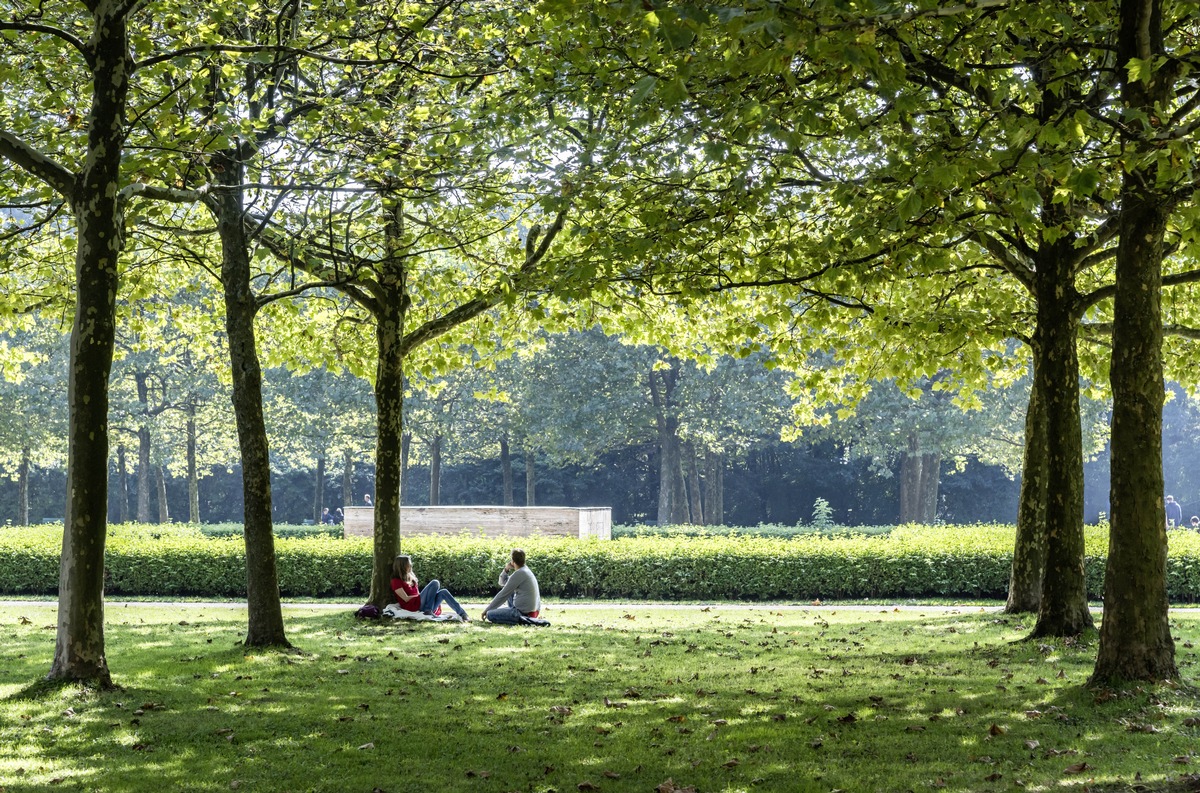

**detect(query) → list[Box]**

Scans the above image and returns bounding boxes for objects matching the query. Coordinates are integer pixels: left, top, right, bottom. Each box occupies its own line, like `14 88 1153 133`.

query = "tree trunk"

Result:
136 423 152 523
367 199 407 609
918 452 940 524
705 450 724 526
1092 0 1177 683
342 449 353 512
155 466 169 523
313 454 326 523
186 407 200 523
1006 368 1049 613
899 436 922 523
501 434 514 506
213 148 288 648
429 436 441 506
1031 254 1093 637
525 447 536 506
18 446 30 526
687 443 704 526
117 444 129 524
50 2 132 687
649 365 685 526
400 433 411 506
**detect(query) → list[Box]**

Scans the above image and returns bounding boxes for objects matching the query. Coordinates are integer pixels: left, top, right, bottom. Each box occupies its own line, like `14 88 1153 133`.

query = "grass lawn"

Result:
2 603 1200 793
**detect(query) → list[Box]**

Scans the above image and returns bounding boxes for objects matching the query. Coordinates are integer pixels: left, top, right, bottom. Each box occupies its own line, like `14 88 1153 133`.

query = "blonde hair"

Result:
392 555 416 584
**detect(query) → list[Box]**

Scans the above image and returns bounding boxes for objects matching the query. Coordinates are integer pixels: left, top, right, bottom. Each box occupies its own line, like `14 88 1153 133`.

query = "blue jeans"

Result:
485 605 525 624
419 580 467 619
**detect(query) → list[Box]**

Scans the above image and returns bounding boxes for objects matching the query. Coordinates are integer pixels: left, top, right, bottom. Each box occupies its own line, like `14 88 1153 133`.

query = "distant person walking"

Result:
1166 495 1183 528
482 548 541 624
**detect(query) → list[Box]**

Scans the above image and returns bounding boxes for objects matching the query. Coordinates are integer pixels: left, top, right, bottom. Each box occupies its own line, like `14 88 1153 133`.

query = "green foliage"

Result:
810 496 834 529
6 522 1200 602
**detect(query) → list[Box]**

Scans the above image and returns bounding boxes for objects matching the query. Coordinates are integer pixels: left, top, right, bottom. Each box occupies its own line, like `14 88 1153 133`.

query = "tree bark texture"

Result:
186 408 200 523
136 424 151 522
213 150 288 647
525 448 536 506
1006 368 1049 613
117 444 129 524
918 452 940 523
1031 255 1093 637
50 2 132 686
501 435 514 507
369 296 405 608
687 443 704 526
18 447 30 526
342 449 353 511
400 433 410 506
649 365 688 525
155 467 169 523
313 455 326 522
705 450 724 526
1092 0 1177 683
429 436 441 506
899 436 922 524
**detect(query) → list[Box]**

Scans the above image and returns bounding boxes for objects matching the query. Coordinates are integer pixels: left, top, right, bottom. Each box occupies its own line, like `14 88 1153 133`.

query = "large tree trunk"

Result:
213 149 288 648
501 434 514 506
687 443 704 526
649 365 687 526
400 433 411 506
18 446 30 526
1006 368 1049 613
136 423 152 522
50 2 131 687
155 466 169 523
117 444 130 524
899 436 922 524
704 450 724 526
312 454 326 522
342 449 353 511
918 452 940 524
1031 257 1093 637
186 407 200 523
367 199 407 609
429 436 441 506
1092 0 1177 683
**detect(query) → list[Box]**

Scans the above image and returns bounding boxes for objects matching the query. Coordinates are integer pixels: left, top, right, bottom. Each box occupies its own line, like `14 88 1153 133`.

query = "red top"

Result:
391 577 419 612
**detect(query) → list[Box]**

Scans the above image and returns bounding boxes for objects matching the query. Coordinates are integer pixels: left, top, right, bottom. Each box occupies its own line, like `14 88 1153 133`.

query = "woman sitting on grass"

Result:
391 554 469 621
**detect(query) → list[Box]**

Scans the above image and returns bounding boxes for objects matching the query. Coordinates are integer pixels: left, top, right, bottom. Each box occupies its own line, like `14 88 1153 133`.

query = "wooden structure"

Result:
343 506 611 540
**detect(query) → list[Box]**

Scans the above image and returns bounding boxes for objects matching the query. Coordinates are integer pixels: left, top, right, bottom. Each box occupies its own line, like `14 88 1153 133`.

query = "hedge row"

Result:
5 523 1200 601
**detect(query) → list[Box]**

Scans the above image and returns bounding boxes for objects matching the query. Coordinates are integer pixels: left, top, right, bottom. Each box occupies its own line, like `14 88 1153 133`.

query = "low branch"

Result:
0 130 77 202
0 21 92 67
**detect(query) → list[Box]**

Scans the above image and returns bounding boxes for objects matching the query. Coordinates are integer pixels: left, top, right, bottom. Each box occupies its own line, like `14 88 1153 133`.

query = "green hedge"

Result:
5 522 1200 601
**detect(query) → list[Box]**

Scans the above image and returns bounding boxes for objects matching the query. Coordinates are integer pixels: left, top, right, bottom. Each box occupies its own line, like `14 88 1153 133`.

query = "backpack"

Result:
355 604 381 619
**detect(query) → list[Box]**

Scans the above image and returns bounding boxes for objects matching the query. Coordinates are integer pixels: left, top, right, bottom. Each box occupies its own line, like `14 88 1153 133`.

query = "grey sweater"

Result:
485 566 541 614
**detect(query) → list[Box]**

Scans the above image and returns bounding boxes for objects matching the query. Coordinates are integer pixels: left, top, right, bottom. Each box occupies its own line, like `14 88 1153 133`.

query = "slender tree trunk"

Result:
1093 0 1177 682
501 434 514 506
1006 369 1049 613
649 366 684 526
342 449 353 511
918 452 940 524
18 447 30 526
899 437 922 523
1031 257 1093 637
707 451 724 526
313 454 326 523
525 447 536 506
367 198 407 609
136 422 151 523
186 407 200 523
155 466 169 523
212 148 288 648
117 444 130 524
49 2 132 686
429 436 441 506
687 443 704 526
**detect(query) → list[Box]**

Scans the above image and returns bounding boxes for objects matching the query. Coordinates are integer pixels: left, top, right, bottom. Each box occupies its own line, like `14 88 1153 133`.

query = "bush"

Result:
1 521 1196 602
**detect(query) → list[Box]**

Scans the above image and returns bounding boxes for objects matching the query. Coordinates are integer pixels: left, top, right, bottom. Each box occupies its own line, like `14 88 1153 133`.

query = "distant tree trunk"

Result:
649 364 686 526
429 436 441 506
313 454 326 522
1007 370 1049 613
918 452 940 523
117 444 130 524
48 2 133 687
704 450 724 526
1031 251 1093 638
186 408 200 523
525 447 536 506
155 466 169 523
899 436 922 524
400 433 411 506
342 449 353 511
18 447 30 526
500 434 514 506
1093 4 1177 682
686 443 704 526
136 423 152 523
212 147 288 648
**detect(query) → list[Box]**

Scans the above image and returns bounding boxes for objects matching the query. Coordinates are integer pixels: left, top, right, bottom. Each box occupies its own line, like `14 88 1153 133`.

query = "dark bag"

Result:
355 604 381 619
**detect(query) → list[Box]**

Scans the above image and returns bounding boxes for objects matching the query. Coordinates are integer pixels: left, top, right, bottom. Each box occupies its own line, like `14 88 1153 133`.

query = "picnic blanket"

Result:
382 604 462 622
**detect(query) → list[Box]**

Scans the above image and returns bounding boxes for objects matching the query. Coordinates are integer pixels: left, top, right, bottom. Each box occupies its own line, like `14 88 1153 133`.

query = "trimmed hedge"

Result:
5 522 1200 601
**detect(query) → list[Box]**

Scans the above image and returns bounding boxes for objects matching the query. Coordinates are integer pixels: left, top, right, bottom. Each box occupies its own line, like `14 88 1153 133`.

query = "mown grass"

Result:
2 603 1200 793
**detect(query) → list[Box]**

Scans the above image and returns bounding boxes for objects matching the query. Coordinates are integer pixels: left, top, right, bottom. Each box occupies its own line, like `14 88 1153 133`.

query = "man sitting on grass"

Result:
482 548 541 624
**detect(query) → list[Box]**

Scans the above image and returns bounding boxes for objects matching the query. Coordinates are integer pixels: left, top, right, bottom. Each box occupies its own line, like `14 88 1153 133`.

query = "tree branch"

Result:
0 21 92 67
0 130 77 202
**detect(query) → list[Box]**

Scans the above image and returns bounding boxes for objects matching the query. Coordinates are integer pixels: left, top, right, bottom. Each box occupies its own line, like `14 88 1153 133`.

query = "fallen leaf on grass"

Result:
18 616 32 625
667 715 687 723
1064 762 1091 775
603 771 620 779
1024 740 1040 750
656 780 697 793
578 783 601 791
1174 756 1191 765
358 742 374 750
988 723 1005 736
722 759 740 769
603 698 627 709
550 706 572 716
464 770 491 779
984 772 1002 782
